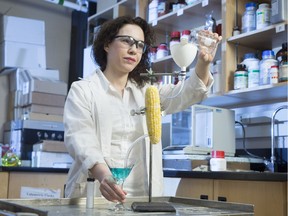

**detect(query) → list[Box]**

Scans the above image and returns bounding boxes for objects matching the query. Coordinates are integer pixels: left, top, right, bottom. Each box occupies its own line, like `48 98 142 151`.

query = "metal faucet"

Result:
267 105 288 172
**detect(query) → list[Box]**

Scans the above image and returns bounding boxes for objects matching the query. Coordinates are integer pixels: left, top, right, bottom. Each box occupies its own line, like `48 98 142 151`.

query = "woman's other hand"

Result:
99 175 127 203
90 163 127 203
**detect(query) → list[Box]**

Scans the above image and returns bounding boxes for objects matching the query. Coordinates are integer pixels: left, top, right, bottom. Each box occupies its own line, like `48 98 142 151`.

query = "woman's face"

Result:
104 24 145 74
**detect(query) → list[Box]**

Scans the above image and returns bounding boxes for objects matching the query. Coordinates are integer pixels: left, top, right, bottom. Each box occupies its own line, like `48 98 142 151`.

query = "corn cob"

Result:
145 86 162 144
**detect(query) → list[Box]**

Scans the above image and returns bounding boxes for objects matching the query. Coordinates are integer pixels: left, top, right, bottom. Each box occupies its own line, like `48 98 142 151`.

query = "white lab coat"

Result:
64 68 212 198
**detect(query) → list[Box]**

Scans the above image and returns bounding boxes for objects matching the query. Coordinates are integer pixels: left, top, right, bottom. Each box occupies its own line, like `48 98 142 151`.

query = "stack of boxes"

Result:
0 15 46 70
1 15 70 167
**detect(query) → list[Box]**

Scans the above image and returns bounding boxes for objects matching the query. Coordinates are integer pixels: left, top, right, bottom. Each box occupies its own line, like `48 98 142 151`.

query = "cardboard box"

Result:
22 112 63 122
4 119 64 160
0 15 45 45
27 76 67 95
0 41 46 70
8 68 61 92
31 151 73 168
25 92 66 107
33 140 67 153
24 104 64 115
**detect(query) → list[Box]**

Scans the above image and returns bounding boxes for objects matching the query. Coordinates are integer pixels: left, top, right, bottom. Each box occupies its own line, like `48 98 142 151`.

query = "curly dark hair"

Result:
92 16 155 88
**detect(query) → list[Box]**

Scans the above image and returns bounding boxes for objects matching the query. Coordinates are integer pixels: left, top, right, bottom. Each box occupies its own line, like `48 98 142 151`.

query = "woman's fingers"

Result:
99 175 126 203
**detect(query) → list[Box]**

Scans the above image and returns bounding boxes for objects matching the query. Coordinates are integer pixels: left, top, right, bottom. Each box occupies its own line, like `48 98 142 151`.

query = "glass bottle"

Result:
276 42 288 64
234 64 248 90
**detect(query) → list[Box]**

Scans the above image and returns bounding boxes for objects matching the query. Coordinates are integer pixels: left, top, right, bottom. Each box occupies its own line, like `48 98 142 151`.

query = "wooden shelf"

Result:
201 82 288 108
149 0 222 33
227 22 287 50
86 0 287 110
88 0 136 25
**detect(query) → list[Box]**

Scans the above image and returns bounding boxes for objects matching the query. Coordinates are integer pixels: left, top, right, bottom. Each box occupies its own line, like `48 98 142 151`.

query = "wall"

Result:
0 0 72 141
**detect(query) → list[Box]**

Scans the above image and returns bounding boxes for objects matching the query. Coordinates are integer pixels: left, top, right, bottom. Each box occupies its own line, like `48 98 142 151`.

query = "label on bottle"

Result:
248 69 260 88
234 71 248 89
270 66 279 84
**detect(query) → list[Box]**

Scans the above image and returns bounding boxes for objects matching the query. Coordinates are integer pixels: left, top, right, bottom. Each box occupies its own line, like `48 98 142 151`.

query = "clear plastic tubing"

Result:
241 2 257 33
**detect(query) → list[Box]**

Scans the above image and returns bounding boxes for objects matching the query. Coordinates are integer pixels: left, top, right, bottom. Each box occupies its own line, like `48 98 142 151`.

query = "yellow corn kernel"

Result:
145 86 162 144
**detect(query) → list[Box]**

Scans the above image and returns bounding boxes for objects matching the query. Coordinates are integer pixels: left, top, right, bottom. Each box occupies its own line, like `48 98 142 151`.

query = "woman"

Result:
64 16 221 203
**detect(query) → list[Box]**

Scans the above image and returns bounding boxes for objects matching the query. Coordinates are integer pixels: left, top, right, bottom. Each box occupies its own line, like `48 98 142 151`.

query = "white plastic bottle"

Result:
212 60 222 93
210 150 227 171
148 0 158 23
242 53 260 88
86 178 95 209
241 2 257 33
259 50 278 85
256 3 271 30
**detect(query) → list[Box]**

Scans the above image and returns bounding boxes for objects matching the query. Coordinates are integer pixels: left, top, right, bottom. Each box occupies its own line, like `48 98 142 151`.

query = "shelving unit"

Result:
227 21 287 49
218 0 287 108
86 0 287 109
148 0 222 32
150 0 222 74
201 82 287 109
86 0 146 46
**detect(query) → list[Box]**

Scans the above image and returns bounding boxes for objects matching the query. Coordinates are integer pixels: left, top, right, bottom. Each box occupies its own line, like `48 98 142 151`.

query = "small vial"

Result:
86 178 95 209
210 150 226 171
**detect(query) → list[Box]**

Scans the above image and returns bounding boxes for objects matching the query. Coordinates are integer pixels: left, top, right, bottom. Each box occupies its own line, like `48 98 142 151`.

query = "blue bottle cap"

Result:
262 50 275 59
243 53 257 59
246 2 257 8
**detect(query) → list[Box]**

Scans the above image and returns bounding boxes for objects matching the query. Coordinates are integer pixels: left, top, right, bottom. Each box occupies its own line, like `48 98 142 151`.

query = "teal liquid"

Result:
110 168 132 184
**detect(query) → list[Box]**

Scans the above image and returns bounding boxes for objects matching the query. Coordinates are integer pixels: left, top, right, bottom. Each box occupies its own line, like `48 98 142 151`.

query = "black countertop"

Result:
1 166 287 182
0 166 69 173
164 170 287 182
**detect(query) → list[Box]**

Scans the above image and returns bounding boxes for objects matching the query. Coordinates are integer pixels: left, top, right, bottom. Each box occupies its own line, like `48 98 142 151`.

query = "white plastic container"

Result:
212 60 222 93
256 3 271 30
241 2 257 33
210 150 226 171
242 53 260 88
148 0 158 23
259 50 278 85
86 178 95 209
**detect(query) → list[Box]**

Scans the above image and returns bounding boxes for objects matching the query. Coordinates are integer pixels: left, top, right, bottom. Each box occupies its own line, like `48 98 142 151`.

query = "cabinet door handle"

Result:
218 196 227 202
200 194 208 200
